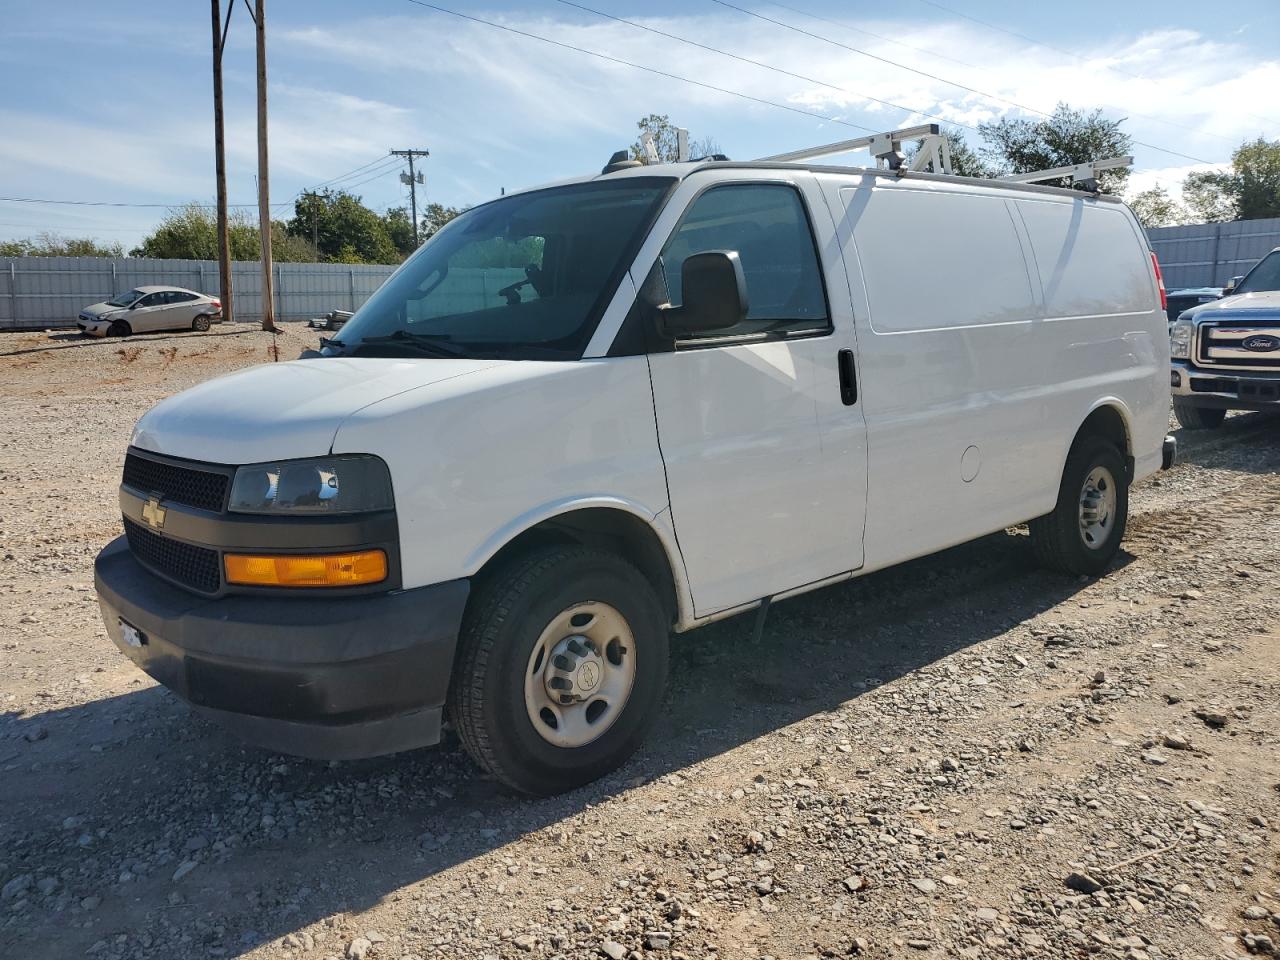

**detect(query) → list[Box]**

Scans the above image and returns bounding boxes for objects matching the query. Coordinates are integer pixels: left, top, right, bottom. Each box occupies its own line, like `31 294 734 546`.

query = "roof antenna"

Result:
601 150 642 175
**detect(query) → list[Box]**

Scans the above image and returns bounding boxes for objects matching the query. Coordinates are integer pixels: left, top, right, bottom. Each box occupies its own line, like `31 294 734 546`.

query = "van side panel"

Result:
1014 198 1168 483
822 175 1164 572
822 176 1053 567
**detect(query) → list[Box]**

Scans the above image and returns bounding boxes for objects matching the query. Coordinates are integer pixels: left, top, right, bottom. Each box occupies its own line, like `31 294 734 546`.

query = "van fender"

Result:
461 495 695 627
1057 396 1136 480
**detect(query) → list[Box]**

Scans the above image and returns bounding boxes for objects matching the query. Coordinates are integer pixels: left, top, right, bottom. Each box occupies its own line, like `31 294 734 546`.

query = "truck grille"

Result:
123 517 221 594
122 451 230 512
1197 320 1280 371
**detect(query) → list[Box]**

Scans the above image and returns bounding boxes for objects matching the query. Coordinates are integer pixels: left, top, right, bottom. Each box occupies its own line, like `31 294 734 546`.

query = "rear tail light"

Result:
1150 253 1167 312
211 299 221 309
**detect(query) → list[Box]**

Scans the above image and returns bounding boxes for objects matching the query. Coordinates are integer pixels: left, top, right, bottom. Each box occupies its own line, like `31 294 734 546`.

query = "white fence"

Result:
0 256 398 331
1146 217 1280 291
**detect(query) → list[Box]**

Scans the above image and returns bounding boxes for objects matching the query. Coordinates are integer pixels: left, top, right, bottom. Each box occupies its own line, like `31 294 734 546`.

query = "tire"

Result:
1173 400 1226 431
448 545 669 796
107 319 132 337
1029 434 1129 577
192 314 212 332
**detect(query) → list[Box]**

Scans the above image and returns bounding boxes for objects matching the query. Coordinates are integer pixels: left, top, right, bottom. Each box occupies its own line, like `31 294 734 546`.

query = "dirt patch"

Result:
1 327 1277 960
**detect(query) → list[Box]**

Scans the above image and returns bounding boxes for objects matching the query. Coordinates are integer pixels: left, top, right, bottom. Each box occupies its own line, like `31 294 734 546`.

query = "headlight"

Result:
1170 319 1193 359
229 455 393 514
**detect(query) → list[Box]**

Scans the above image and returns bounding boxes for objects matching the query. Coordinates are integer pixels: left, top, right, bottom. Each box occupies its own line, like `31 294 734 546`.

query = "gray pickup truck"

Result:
1170 247 1280 429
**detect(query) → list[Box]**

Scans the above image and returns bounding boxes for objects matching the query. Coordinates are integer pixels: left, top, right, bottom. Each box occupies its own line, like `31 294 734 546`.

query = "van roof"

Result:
513 159 1126 204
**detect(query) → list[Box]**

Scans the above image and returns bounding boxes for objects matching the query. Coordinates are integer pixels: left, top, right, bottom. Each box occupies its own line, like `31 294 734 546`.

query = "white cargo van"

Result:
95 129 1174 794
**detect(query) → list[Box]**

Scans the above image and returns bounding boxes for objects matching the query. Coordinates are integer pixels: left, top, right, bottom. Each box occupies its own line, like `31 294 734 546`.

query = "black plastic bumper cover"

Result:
94 536 469 760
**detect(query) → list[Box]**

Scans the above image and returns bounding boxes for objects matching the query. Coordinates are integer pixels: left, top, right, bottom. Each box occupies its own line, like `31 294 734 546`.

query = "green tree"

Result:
978 103 1133 195
0 232 124 258
1181 137 1280 222
420 202 466 242
1127 185 1188 229
630 114 720 163
287 190 401 264
131 204 317 262
382 207 416 259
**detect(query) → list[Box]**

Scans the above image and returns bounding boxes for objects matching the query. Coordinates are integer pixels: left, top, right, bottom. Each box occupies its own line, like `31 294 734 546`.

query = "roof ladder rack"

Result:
760 123 952 174
999 156 1133 193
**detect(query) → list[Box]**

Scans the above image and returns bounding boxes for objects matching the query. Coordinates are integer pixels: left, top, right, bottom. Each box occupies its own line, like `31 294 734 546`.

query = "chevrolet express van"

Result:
95 151 1173 794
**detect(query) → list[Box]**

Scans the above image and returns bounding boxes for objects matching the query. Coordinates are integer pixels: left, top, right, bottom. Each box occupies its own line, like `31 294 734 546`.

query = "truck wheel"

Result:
192 314 212 332
449 545 669 795
1029 435 1129 577
108 319 132 337
1173 400 1226 430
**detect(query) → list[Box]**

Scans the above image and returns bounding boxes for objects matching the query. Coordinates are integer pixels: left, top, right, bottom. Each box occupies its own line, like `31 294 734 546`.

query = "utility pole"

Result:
211 0 234 325
251 0 273 331
390 148 429 247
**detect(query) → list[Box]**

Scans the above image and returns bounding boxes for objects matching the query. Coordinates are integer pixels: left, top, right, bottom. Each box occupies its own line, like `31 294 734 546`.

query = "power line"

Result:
908 0 1280 129
400 0 886 135
553 0 977 134
760 0 1243 147
0 156 404 214
709 0 1215 165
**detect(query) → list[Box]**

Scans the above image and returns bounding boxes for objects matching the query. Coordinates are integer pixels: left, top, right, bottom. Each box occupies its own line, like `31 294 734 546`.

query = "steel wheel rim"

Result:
1078 465 1117 550
523 601 636 749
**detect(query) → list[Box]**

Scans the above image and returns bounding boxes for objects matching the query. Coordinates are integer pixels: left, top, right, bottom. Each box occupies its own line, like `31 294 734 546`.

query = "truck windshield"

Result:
1236 251 1280 294
337 177 674 360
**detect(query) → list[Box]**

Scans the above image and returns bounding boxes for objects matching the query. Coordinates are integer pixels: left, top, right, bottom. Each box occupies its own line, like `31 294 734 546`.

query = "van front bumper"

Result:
94 536 469 760
1171 363 1280 410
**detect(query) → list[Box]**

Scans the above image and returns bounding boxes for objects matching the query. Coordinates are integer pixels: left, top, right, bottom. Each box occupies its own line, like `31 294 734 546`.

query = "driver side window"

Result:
661 183 830 339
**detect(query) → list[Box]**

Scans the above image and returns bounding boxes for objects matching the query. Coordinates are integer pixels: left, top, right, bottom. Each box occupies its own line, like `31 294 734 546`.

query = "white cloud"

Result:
2 3 1278 248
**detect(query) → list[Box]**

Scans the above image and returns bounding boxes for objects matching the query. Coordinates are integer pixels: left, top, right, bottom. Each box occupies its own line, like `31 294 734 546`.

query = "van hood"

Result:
131 357 500 464
1183 290 1280 321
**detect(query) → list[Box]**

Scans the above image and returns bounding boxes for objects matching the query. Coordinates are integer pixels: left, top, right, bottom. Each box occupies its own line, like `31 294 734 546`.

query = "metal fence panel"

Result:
0 256 398 330
1147 217 1280 290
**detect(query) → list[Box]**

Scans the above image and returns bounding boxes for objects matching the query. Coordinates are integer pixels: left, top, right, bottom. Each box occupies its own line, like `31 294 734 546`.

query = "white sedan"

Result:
77 286 223 337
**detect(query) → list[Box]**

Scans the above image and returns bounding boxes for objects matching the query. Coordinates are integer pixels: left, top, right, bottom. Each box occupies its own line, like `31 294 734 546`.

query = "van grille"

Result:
123 517 221 594
122 451 229 512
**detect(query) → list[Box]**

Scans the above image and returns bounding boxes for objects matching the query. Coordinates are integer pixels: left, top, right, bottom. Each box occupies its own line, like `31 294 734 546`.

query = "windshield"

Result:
1236 251 1280 294
337 178 674 360
107 289 144 307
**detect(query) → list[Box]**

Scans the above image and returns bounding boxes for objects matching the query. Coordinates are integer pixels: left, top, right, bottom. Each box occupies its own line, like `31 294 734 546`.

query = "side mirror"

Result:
1223 276 1243 295
658 251 749 338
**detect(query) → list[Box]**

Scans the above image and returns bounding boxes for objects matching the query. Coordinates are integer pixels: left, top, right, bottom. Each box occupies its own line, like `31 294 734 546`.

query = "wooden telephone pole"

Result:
211 0 233 326
252 0 274 331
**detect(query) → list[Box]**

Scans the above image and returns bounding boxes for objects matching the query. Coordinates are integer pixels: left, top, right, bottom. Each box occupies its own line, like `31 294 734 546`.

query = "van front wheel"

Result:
449 546 669 795
1029 435 1129 577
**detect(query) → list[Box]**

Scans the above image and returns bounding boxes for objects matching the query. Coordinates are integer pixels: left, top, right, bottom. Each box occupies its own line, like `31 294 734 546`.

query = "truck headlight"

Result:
1170 319 1193 359
229 455 393 514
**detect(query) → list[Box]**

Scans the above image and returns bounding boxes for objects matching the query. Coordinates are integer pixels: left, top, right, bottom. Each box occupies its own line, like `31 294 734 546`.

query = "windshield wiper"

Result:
354 330 471 359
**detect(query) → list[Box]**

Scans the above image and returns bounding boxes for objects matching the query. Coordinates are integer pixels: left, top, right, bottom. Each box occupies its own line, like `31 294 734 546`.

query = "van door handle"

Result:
837 349 858 406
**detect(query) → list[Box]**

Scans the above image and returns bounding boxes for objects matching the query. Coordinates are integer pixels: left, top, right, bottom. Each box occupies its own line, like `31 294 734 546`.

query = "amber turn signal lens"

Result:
224 550 387 587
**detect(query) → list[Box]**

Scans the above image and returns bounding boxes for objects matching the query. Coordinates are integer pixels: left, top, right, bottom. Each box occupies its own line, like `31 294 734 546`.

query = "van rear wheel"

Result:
448 545 669 796
1029 435 1129 577
1173 400 1226 430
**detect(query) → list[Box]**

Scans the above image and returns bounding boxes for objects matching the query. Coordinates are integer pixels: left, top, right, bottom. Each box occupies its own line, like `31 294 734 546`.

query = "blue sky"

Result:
2 0 1277 249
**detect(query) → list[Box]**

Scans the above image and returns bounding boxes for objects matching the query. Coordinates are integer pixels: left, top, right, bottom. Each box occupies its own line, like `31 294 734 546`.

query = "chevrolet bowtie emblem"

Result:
141 497 167 531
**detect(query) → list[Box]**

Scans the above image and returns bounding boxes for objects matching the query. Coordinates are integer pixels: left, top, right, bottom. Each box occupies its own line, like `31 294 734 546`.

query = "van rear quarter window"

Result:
842 187 1036 334
1017 200 1151 318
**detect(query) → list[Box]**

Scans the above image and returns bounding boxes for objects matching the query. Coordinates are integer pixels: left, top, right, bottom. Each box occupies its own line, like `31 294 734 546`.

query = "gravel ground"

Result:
1 326 1278 960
